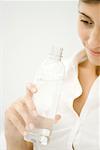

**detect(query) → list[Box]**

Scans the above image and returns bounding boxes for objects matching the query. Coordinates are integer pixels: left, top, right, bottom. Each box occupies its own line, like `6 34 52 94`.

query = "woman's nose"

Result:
87 28 100 50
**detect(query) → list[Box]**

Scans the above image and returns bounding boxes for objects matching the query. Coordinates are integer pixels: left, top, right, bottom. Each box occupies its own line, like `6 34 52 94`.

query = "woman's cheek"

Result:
78 23 89 46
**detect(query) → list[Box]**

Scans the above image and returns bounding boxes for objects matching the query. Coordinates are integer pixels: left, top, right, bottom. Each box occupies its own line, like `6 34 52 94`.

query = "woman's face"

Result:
78 2 100 66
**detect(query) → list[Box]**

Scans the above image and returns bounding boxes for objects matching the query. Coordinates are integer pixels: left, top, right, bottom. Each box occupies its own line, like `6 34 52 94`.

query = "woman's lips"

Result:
88 49 100 56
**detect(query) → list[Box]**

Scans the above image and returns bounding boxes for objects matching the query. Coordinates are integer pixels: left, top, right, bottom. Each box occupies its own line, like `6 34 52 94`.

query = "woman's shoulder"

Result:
62 49 87 67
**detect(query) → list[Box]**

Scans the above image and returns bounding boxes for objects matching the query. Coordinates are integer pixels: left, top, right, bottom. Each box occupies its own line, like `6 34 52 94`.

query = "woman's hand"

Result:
5 83 38 150
5 83 61 150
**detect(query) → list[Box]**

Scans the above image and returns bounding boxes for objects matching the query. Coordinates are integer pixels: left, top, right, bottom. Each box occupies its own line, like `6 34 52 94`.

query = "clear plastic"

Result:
24 46 65 150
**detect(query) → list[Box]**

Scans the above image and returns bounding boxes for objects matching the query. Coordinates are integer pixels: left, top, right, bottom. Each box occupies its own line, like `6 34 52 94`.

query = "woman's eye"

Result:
80 20 92 25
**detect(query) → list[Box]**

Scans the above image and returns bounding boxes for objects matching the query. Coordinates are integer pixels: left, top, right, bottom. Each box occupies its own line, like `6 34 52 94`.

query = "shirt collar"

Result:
62 49 100 116
69 49 87 77
61 49 87 112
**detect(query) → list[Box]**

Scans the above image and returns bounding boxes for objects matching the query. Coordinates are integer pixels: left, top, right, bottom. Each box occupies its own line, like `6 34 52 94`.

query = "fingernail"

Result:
25 123 34 131
55 114 61 120
26 83 37 93
29 123 34 130
32 87 37 93
55 115 61 123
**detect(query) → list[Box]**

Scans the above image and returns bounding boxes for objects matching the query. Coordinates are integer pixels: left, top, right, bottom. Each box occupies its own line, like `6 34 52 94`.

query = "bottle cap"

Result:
39 129 51 145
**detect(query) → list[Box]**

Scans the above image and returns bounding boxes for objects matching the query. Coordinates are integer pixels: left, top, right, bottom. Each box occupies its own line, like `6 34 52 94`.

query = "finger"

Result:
14 102 32 126
54 114 61 123
23 96 37 114
26 83 37 98
24 83 38 112
25 123 35 132
6 110 25 136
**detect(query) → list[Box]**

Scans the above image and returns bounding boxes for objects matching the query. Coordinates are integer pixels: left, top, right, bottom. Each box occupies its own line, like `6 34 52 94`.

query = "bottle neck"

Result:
48 54 62 61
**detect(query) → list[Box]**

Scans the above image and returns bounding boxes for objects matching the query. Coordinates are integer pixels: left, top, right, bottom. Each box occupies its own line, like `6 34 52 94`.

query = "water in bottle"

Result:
24 46 65 149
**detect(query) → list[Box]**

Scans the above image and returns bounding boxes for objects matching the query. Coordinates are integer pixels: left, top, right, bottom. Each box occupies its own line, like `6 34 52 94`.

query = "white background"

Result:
0 0 83 149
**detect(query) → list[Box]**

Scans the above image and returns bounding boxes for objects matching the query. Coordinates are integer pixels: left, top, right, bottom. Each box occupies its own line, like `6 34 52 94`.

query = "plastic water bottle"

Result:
24 46 65 149
34 46 65 117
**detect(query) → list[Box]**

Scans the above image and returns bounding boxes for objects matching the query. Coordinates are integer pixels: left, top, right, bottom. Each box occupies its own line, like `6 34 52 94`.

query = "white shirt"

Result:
41 49 100 150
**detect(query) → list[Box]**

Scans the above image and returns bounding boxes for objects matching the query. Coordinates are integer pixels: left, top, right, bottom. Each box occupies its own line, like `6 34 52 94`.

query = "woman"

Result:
5 0 100 150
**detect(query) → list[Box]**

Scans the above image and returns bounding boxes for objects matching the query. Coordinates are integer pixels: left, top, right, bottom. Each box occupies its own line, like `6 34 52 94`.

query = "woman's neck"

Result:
86 60 100 77
79 59 100 77
96 66 100 76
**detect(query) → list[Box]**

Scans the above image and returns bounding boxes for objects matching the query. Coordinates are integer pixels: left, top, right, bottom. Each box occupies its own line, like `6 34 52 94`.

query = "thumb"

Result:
26 83 38 98
54 114 61 124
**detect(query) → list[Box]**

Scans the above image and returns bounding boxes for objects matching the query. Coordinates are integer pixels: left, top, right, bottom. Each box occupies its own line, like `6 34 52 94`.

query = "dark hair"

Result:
80 0 100 4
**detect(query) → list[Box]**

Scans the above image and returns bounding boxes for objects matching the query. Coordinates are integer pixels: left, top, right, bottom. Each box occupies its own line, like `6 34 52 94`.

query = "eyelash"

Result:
80 20 93 25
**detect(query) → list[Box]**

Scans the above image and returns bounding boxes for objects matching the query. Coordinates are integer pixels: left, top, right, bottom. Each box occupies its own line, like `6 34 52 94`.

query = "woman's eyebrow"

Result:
79 11 92 20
